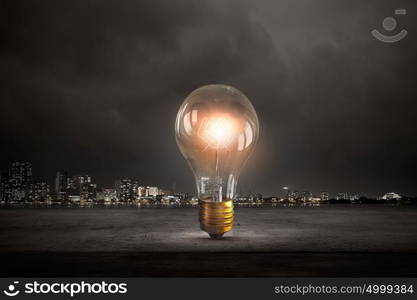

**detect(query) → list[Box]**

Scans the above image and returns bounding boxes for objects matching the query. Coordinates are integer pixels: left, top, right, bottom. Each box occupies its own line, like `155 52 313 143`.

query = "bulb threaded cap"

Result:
198 199 234 239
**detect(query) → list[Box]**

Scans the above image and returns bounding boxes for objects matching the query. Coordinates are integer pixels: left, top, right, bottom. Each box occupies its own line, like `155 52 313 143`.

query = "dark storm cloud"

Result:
1 0 416 195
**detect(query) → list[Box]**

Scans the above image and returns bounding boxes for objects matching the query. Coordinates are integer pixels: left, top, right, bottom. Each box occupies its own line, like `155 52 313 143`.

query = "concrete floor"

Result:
1 205 416 276
1 205 417 252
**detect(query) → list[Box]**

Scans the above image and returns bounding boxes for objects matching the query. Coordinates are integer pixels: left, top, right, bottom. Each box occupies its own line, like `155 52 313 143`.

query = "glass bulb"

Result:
175 84 259 238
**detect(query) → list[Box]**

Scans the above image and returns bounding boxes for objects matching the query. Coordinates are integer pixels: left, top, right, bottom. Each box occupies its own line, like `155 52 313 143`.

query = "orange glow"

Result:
201 116 235 148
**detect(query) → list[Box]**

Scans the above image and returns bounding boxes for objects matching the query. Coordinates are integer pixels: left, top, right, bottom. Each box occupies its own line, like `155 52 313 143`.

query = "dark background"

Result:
1 0 416 195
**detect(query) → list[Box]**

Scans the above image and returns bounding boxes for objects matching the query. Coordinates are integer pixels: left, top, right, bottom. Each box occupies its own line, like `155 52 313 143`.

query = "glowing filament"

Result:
201 117 235 148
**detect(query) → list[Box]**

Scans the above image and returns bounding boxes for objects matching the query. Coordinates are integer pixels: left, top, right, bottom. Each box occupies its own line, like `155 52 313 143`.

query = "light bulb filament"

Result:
200 116 235 148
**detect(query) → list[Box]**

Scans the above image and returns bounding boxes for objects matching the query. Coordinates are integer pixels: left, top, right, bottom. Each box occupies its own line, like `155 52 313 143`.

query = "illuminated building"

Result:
147 186 159 197
28 181 49 202
67 175 91 190
8 162 33 202
67 174 96 202
80 183 97 202
115 178 138 202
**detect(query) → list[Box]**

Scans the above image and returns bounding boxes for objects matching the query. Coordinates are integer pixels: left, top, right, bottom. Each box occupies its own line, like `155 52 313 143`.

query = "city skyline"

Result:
0 161 413 201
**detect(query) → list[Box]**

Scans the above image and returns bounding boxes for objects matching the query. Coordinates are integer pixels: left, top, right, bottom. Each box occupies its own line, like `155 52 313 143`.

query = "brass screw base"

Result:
198 200 234 239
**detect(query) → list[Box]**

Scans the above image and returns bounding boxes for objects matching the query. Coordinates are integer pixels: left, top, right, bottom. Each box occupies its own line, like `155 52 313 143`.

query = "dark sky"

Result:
1 0 416 196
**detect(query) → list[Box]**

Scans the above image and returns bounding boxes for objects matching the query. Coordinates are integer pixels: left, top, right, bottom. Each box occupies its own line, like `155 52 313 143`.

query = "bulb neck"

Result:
196 174 238 203
198 199 234 239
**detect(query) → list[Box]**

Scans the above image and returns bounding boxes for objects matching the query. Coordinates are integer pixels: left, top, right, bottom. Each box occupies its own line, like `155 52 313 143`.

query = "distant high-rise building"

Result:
67 175 91 190
67 174 95 202
147 186 159 197
9 162 32 185
1 162 52 203
8 162 33 202
115 178 138 202
28 181 49 202
0 171 10 202
138 186 160 197
55 171 68 201
80 183 96 202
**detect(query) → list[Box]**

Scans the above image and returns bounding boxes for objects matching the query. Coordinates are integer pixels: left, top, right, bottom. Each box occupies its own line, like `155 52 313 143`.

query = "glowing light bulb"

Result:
175 84 259 239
